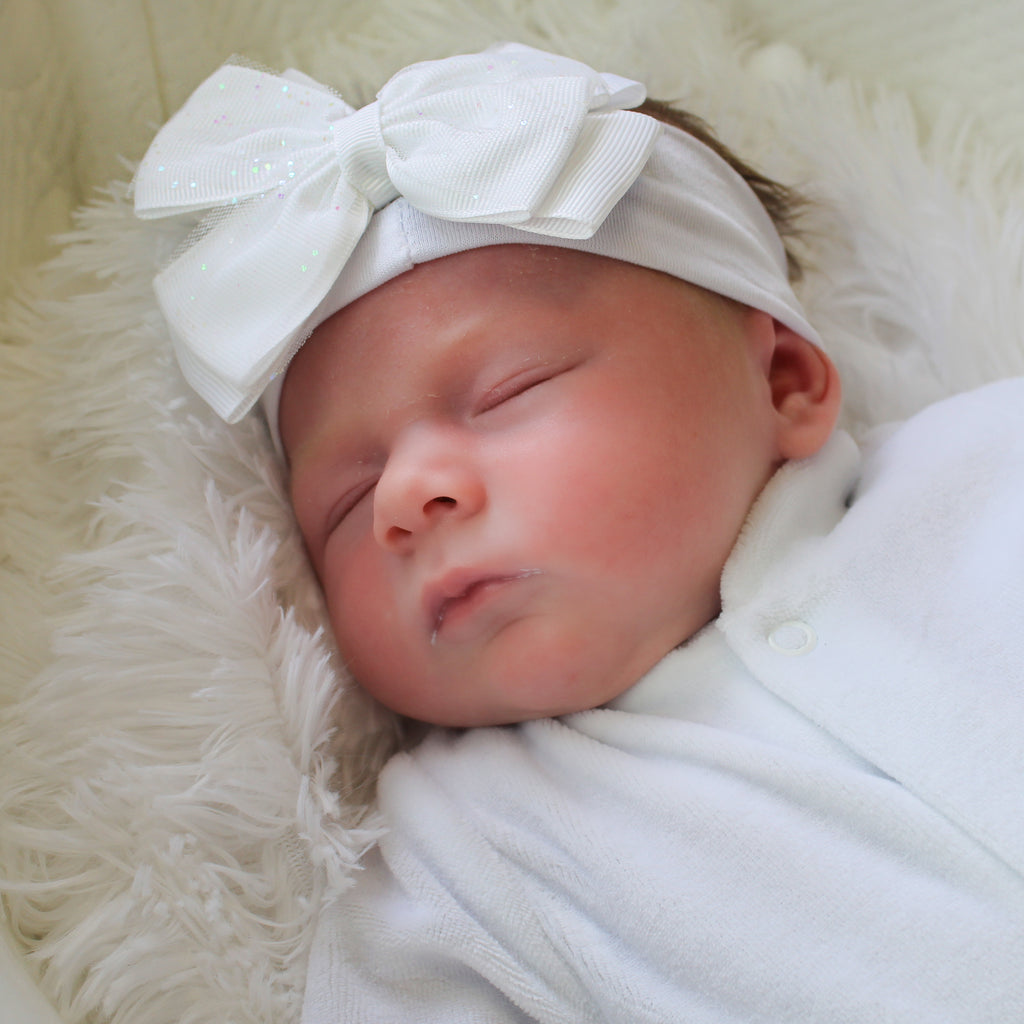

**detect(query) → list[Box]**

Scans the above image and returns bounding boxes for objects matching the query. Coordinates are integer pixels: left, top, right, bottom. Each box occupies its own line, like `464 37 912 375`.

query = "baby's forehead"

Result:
360 244 616 315
299 246 617 363
292 247 595 382
459 244 600 297
317 245 691 353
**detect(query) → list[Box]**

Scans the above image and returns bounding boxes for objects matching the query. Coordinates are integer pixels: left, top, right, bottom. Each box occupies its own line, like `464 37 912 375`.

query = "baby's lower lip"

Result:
432 572 540 645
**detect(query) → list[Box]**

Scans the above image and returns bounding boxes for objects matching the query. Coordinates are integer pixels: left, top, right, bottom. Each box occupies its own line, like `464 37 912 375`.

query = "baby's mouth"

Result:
428 569 542 646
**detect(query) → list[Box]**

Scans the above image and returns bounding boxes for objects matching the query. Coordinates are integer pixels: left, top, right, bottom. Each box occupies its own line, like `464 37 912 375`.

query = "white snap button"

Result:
767 620 817 655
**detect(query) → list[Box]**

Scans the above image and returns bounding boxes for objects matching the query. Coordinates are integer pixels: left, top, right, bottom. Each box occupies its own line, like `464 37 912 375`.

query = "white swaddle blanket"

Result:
304 380 1024 1023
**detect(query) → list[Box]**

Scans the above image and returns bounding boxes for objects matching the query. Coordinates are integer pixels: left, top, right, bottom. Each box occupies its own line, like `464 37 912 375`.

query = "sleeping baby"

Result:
135 42 1024 1024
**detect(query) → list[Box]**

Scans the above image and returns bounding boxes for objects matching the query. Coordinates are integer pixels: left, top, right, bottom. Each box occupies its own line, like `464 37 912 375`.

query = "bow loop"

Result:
135 65 353 217
134 44 658 422
382 76 593 223
377 44 650 230
376 43 645 113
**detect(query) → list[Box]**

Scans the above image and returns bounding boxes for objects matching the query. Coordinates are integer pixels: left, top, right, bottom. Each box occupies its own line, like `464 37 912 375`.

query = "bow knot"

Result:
327 103 391 209
134 44 659 421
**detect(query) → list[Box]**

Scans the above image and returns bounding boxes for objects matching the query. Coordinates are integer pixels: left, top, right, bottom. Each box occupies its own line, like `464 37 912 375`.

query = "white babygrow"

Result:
303 379 1024 1024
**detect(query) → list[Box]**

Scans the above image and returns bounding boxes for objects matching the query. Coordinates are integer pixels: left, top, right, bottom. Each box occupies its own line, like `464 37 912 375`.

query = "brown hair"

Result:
638 99 804 281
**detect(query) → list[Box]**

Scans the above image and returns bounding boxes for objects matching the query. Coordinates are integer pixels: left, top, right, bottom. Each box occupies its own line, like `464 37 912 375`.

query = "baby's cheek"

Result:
323 545 381 641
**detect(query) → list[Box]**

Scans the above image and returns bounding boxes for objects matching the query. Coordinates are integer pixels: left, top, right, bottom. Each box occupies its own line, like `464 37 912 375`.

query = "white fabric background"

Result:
2 0 1023 1020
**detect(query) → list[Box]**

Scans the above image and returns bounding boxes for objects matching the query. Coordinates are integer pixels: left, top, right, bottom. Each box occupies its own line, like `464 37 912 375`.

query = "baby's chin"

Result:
366 635 691 729
354 665 621 729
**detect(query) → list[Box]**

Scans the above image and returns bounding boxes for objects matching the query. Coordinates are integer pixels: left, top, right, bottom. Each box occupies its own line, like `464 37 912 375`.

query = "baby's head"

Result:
135 43 840 727
280 245 838 726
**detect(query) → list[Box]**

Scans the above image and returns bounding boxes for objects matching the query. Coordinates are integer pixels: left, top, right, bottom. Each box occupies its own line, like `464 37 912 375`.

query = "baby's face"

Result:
281 246 785 726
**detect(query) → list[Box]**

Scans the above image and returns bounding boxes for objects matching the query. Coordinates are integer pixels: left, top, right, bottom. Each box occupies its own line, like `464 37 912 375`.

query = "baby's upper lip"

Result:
423 567 539 639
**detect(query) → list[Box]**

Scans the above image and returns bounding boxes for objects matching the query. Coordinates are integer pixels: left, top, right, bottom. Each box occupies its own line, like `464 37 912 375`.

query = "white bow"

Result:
133 43 659 421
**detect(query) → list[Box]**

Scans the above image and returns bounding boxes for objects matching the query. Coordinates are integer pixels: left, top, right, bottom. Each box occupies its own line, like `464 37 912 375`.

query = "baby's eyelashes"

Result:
474 367 555 414
473 355 584 417
325 478 377 535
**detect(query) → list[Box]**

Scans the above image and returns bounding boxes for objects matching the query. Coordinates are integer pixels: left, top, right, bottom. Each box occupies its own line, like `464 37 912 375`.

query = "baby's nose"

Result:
372 427 485 551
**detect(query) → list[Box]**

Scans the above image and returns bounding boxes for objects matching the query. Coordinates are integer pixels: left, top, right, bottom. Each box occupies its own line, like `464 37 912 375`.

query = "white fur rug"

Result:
2 0 1023 1021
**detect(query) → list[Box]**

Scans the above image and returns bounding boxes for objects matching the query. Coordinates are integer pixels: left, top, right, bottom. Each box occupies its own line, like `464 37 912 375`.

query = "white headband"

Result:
134 42 818 426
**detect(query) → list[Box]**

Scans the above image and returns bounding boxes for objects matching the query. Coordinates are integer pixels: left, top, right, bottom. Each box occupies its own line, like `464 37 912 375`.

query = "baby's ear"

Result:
763 318 842 461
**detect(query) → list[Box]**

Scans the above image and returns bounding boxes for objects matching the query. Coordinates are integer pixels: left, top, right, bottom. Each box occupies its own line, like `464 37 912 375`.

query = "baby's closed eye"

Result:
326 478 377 534
475 367 557 414
474 355 584 418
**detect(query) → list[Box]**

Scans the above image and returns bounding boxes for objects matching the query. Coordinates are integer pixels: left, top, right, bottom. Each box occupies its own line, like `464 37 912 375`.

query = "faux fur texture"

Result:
1 0 1023 1021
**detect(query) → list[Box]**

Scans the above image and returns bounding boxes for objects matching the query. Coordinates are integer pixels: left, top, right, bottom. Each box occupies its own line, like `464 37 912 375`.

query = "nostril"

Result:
423 495 457 517
384 523 413 546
